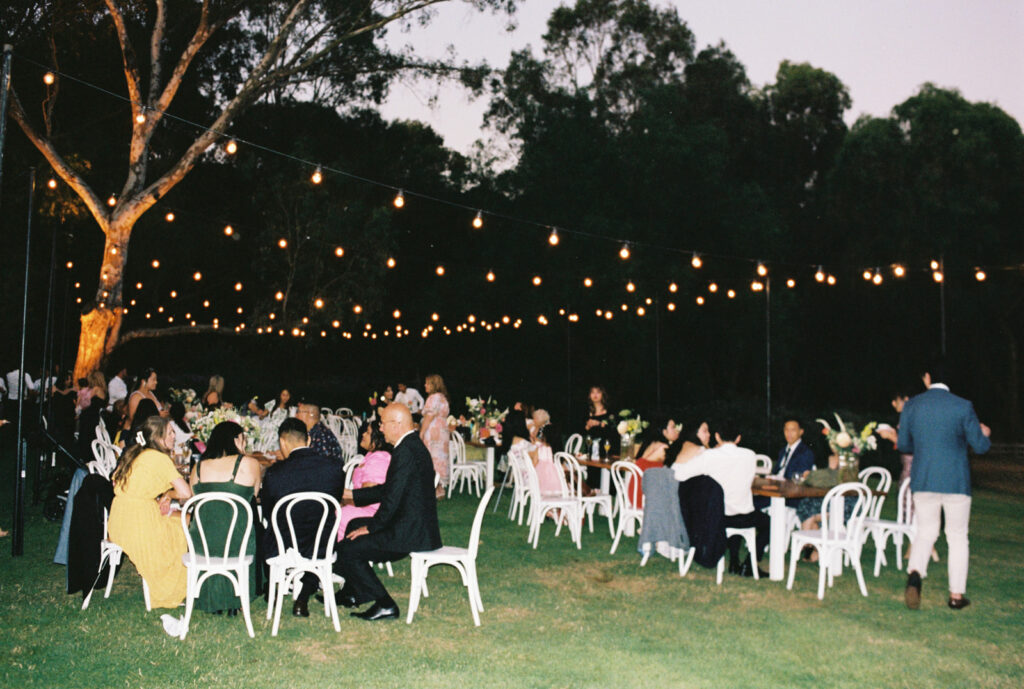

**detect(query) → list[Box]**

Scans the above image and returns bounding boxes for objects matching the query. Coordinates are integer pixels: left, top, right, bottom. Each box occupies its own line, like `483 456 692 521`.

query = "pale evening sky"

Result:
378 0 1024 155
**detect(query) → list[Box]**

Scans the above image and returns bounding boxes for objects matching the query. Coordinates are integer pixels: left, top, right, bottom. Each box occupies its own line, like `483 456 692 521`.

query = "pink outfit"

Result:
535 445 564 494
76 388 93 412
337 450 391 540
422 393 450 485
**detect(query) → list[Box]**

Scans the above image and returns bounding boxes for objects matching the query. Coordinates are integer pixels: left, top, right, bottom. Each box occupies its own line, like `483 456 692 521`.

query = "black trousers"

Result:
333 537 407 605
723 510 770 563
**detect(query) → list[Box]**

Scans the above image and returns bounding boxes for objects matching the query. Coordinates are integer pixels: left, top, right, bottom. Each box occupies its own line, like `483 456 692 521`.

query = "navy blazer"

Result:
261 447 345 558
776 440 815 479
352 431 441 554
897 387 990 495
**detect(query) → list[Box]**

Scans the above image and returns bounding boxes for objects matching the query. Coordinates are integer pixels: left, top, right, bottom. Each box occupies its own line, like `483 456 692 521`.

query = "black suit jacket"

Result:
261 447 345 558
352 432 441 554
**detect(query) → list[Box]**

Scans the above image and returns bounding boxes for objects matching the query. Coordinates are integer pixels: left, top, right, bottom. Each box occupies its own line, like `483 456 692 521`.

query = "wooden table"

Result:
576 456 620 496
466 440 497 488
751 478 885 582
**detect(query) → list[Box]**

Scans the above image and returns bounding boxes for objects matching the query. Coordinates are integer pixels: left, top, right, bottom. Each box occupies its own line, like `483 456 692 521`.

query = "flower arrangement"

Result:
168 387 198 408
465 396 508 437
816 413 878 458
191 407 264 453
616 409 649 437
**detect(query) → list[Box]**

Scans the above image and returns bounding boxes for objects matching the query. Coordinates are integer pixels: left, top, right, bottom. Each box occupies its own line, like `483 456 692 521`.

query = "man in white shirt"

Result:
394 383 424 414
5 369 36 402
673 420 769 578
107 367 129 409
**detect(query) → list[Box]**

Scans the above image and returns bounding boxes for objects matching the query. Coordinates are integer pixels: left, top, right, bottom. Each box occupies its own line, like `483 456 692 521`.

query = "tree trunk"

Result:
73 224 130 379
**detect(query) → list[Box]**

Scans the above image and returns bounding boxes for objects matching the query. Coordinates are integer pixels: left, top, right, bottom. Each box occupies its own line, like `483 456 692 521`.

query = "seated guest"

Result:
75 377 93 415
337 420 392 539
76 392 110 463
629 414 682 507
188 422 261 617
671 421 710 466
168 402 194 457
533 420 566 496
334 403 441 621
108 416 193 608
672 420 768 578
261 417 345 617
297 402 343 462
202 374 230 410
755 417 817 512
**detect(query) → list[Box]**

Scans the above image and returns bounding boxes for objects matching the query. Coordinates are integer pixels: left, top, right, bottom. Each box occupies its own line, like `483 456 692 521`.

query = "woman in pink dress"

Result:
338 420 391 539
419 374 450 498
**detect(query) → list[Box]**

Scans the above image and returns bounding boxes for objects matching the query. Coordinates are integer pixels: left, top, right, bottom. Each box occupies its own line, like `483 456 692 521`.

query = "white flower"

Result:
835 431 852 448
616 420 629 435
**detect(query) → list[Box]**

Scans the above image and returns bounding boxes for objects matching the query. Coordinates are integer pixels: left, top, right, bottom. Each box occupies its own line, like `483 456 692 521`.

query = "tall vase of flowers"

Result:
816 413 878 483
616 410 649 459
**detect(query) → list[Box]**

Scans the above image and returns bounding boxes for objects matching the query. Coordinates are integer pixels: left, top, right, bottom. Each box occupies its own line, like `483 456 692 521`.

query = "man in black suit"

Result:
261 417 345 617
334 403 441 621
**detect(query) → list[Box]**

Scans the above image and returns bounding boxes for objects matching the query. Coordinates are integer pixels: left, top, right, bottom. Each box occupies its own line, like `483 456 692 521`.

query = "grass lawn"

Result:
2 472 1023 689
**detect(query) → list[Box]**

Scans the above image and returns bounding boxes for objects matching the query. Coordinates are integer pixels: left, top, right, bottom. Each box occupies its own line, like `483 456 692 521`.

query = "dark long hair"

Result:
359 419 387 453
505 409 530 442
113 416 170 488
201 421 245 460
636 412 673 458
135 367 156 391
587 386 609 415
169 401 191 434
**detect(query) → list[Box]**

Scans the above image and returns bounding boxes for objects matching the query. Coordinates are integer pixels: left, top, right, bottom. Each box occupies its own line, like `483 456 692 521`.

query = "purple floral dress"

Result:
422 393 450 486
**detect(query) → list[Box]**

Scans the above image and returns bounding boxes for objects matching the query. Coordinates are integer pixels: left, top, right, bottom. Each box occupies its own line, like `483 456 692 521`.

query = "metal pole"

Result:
0 45 13 204
566 319 572 425
939 255 947 356
655 295 662 408
765 276 772 429
34 220 59 504
12 167 36 556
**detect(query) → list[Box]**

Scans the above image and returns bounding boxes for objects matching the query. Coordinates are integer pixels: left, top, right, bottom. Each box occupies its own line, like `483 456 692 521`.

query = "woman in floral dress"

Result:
419 374 450 498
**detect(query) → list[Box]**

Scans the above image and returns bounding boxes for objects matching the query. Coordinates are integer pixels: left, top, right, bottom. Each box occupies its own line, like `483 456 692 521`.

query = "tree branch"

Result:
117 324 241 345
104 0 144 114
148 0 167 105
8 88 109 232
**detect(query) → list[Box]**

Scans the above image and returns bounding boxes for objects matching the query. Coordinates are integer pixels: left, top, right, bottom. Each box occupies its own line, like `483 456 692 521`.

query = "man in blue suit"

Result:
897 361 990 611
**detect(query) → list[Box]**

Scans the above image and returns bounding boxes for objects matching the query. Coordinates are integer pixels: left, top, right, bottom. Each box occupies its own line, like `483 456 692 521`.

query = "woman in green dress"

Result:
188 421 262 616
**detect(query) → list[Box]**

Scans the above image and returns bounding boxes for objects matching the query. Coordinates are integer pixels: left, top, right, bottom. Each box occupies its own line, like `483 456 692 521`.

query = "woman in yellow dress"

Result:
108 415 193 608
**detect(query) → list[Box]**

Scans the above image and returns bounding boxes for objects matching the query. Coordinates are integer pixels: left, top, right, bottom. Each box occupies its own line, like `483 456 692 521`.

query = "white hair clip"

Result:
136 430 146 445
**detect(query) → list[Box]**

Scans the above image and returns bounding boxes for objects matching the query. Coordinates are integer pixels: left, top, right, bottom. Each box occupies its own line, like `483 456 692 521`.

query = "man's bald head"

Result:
380 403 414 443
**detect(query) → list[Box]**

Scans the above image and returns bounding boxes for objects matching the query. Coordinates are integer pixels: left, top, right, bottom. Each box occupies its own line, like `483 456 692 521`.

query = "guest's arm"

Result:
964 405 992 454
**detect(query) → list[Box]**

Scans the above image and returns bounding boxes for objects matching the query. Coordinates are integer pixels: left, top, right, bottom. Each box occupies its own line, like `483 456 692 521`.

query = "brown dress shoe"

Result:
905 571 922 610
948 596 971 610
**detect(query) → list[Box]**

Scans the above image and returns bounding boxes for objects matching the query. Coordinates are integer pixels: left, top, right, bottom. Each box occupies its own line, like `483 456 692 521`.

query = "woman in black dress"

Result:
583 386 617 450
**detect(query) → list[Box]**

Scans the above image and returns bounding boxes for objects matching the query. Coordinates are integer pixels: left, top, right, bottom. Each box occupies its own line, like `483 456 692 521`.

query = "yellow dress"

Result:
108 449 188 608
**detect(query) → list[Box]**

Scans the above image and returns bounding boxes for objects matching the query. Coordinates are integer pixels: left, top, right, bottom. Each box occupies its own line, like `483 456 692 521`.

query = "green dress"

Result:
188 456 257 613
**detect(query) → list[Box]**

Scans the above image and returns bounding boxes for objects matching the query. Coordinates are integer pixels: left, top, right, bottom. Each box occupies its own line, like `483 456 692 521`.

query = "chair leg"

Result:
104 549 121 598
406 558 423 624
679 547 696 577
465 561 481 626
142 578 151 611
319 567 340 632
238 569 255 638
716 556 725 585
786 540 801 590
467 560 484 613
609 509 624 554
271 571 290 636
266 569 278 620
852 551 869 597
816 555 828 600
179 569 195 640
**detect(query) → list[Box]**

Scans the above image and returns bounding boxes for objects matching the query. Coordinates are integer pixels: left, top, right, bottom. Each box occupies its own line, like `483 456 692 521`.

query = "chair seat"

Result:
266 551 337 567
183 554 254 568
413 545 470 561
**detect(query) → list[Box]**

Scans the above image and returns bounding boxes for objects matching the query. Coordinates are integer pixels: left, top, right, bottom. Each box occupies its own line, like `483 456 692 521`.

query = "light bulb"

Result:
393 190 405 208
532 276 542 286
486 270 495 282
974 268 986 282
436 265 445 276
872 273 883 285
353 304 362 314
151 259 160 269
626 282 635 292
583 277 593 287
667 302 676 311
107 195 117 206
691 253 702 269
930 259 939 270
334 246 344 257
225 139 237 154
863 269 873 281
893 264 906 277
386 257 396 268
727 289 736 299
193 271 202 281
814 267 825 282
135 112 146 124
696 296 705 305
827 274 837 285
548 228 559 246
393 309 401 319
619 243 631 260
223 225 234 236
708 283 718 293
786 278 796 288
47 178 57 189
165 212 175 222
315 298 324 309
275 291 283 301
932 270 943 283
311 168 323 184
43 72 55 85
278 238 287 249
472 211 483 229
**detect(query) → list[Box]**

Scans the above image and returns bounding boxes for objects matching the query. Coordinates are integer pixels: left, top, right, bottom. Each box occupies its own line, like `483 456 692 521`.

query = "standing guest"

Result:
394 382 424 415
261 418 345 617
334 403 441 621
75 378 93 415
50 372 78 447
128 368 163 420
877 386 919 482
583 386 616 448
337 420 392 539
108 415 193 608
297 402 344 462
107 367 129 409
898 361 991 611
629 414 682 507
672 420 768 578
188 422 261 617
88 371 108 408
203 375 227 409
76 391 110 463
381 384 396 405
419 374 450 497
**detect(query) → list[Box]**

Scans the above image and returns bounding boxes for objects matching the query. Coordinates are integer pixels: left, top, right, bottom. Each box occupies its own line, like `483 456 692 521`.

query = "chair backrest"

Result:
753 454 772 476
555 451 583 498
895 477 914 526
335 407 353 418
95 422 111 445
181 492 254 561
269 492 342 562
339 418 360 460
820 482 871 542
611 461 644 511
507 445 536 496
857 466 892 519
564 433 583 456
321 406 334 419
343 454 365 490
466 486 496 559
89 439 118 478
449 431 468 468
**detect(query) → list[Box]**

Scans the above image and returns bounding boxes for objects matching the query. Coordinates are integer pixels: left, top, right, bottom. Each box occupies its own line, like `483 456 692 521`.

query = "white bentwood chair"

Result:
753 454 773 476
609 461 644 554
557 452 615 538
407 487 495 626
82 508 151 611
448 431 486 497
265 492 342 636
179 492 256 639
864 477 916 577
564 433 584 456
787 482 871 600
513 449 581 549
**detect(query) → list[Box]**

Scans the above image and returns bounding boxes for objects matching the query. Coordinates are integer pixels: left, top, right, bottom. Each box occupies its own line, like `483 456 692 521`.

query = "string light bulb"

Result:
151 259 160 269
334 246 344 257
532 276 542 286
311 167 323 184
135 112 146 124
43 72 55 85
224 225 234 236
757 262 768 277
872 272 883 285
435 265 445 276
626 281 635 293
974 268 986 282
431 313 440 321
274 291 283 301
387 257 396 268
486 270 495 282
165 212 175 222
225 139 237 155
786 278 796 288
751 281 764 292
472 211 483 229
583 277 593 287
667 302 676 311
548 228 559 246
930 259 940 270
691 253 703 269
107 195 117 207
863 269 873 281
814 266 825 282
353 304 363 314
393 190 405 208
727 289 736 299
669 283 678 293
619 243 631 260
708 283 718 293
893 264 906 278
393 309 401 319
315 298 324 309
932 270 944 283
827 274 837 285
696 296 705 305
193 271 202 281
47 178 57 189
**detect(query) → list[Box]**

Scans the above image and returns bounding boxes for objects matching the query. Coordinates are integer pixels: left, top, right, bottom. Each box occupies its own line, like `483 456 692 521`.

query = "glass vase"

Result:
837 453 860 483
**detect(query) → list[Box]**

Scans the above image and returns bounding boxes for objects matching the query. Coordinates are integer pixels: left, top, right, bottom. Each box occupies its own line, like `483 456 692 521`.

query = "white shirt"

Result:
672 442 757 516
108 375 128 406
395 388 424 414
5 370 35 400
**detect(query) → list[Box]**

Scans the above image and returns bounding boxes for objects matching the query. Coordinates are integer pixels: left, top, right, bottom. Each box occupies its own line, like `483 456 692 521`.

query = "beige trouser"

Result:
908 492 971 595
